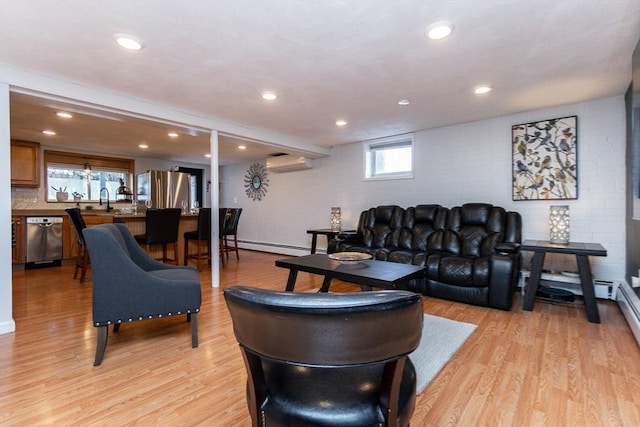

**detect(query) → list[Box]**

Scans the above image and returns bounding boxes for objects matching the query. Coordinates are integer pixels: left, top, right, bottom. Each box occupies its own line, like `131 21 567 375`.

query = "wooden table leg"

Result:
576 254 601 323
310 234 318 254
285 270 298 291
523 251 545 311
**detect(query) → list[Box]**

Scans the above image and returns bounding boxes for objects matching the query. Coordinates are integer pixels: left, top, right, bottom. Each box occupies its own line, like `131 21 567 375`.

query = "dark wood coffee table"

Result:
275 254 425 292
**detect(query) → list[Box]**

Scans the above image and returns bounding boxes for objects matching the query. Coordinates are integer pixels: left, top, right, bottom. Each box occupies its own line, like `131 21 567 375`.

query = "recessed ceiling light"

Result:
114 33 144 50
261 91 277 101
138 144 148 149
473 85 493 95
398 99 410 106
426 21 454 40
42 130 56 136
168 132 179 138
56 111 73 119
238 145 247 150
335 120 348 127
204 153 212 158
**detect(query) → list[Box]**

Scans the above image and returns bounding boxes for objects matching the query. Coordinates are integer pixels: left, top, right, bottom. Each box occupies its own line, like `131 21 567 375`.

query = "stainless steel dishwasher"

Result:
25 216 63 269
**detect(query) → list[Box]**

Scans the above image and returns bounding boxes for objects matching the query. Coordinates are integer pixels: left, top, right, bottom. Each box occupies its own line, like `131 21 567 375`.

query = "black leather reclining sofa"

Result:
328 203 522 310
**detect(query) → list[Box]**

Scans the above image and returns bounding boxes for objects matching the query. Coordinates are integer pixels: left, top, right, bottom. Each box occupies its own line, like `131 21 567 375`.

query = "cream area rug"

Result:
409 314 477 395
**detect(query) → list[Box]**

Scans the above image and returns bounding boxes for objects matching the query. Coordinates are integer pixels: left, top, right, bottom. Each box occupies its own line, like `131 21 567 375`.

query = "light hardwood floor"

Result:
2 250 640 426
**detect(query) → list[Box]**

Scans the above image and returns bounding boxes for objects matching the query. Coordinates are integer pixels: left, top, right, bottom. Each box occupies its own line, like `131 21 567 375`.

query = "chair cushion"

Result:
147 268 199 282
260 358 416 427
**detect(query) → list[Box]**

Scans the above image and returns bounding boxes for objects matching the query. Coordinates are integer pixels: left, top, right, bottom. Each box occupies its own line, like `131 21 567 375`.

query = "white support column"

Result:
210 130 220 287
0 82 16 334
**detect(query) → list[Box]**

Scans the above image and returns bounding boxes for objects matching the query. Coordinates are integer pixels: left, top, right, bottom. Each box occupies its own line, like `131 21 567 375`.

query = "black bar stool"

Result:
65 207 90 283
183 208 214 271
222 208 242 260
134 208 182 264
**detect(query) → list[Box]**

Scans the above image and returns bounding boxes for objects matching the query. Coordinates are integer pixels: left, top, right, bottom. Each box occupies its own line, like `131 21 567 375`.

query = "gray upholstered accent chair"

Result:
224 286 423 427
83 223 201 366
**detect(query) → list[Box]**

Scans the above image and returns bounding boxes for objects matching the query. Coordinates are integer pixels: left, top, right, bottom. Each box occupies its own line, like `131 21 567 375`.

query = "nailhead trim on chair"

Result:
94 308 200 327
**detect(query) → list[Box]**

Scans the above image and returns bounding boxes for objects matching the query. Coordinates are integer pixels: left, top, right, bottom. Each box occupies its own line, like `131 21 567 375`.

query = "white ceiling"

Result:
2 0 640 165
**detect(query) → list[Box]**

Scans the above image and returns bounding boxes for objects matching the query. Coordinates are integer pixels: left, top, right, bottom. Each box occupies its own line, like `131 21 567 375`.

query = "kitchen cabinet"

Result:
63 214 113 260
11 140 41 187
12 216 24 264
62 217 76 260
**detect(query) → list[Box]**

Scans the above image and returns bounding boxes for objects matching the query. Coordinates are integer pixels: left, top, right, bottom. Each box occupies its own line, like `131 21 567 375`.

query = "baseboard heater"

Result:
238 240 311 256
617 281 640 347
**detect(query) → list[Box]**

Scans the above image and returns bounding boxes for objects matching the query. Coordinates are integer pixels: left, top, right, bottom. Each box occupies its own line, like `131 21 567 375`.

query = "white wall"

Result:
220 96 626 281
1 83 15 334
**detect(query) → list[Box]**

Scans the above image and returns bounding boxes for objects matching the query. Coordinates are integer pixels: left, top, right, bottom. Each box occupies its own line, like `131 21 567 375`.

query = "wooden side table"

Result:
306 229 355 254
521 240 607 323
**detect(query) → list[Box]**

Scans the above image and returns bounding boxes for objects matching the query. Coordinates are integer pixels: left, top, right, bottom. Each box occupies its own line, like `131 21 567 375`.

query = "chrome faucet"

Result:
99 187 113 212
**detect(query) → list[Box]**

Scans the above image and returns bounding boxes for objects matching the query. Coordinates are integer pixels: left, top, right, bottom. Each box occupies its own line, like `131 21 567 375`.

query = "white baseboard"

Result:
238 241 311 257
617 281 640 347
0 319 16 335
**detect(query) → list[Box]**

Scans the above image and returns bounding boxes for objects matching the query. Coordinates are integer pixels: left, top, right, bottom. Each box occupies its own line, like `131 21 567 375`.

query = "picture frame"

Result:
512 115 577 200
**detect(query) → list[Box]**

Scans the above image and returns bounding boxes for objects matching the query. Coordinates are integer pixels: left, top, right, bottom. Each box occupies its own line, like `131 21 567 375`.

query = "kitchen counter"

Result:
12 209 200 266
12 209 198 218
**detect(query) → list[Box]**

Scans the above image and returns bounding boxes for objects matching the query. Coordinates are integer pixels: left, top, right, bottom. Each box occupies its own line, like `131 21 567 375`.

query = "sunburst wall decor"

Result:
244 162 269 201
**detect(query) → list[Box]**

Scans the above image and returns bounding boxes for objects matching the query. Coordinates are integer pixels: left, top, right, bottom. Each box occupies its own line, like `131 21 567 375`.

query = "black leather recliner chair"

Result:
224 286 423 427
329 203 521 310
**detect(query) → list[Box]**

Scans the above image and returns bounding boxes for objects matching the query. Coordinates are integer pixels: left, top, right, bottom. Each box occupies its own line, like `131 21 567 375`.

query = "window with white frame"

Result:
44 150 134 202
363 134 414 180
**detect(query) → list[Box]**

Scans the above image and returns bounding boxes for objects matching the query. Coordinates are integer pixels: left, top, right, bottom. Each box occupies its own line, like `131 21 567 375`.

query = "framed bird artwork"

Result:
512 115 577 200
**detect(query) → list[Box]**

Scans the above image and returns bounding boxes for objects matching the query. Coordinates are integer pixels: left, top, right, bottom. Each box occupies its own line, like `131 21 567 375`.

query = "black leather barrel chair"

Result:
330 203 521 310
224 286 423 427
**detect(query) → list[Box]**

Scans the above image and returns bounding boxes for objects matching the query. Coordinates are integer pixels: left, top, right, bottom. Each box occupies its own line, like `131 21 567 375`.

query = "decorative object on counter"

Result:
190 200 199 214
243 162 268 201
549 205 570 244
116 178 133 203
83 162 92 173
72 192 84 202
512 115 577 201
330 207 341 231
52 186 68 202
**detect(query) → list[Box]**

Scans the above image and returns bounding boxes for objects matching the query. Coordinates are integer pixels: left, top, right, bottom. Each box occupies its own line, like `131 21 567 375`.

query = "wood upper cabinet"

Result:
11 140 41 187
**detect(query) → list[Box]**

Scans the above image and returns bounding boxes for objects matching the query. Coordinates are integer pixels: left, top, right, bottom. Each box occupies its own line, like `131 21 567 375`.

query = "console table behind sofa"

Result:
329 203 522 310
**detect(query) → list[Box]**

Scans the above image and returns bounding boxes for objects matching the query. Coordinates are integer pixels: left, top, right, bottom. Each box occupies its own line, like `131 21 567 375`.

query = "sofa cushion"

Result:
437 256 490 287
362 206 404 248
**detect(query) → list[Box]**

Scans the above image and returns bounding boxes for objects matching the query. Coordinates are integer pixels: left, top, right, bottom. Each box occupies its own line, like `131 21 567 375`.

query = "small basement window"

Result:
363 133 414 180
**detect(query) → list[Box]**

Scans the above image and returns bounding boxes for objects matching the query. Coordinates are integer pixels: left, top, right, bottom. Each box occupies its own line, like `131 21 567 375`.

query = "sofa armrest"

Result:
494 242 520 255
488 254 517 310
327 232 363 254
337 231 362 241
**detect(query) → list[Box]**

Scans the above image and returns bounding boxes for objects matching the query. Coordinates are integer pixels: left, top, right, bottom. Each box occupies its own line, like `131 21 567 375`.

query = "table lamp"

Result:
549 205 570 244
330 207 342 231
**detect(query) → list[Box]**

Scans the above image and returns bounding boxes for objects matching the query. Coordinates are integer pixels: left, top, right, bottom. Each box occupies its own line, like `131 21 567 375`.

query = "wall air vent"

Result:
266 155 313 173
